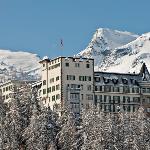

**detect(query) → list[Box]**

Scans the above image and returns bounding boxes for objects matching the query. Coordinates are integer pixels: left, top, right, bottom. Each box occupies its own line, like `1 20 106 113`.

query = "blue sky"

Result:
0 0 150 58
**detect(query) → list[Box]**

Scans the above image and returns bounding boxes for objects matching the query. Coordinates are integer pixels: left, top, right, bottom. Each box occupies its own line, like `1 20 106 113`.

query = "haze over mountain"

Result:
0 49 41 83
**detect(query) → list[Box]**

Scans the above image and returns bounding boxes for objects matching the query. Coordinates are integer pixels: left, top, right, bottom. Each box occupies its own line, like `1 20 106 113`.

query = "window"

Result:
56 76 59 81
70 84 80 89
142 88 150 93
87 85 91 91
104 105 111 112
86 64 90 68
2 95 5 100
104 95 111 103
70 93 80 100
6 95 9 99
147 88 150 93
56 84 60 90
43 80 46 85
132 87 139 93
65 63 69 67
75 63 80 67
79 76 84 81
56 94 60 100
49 63 60 70
6 87 8 91
67 75 75 80
3 88 5 92
123 96 130 103
47 87 51 93
104 85 111 92
43 89 46 95
113 87 120 92
52 86 55 92
50 78 54 83
86 94 93 100
95 95 102 103
52 95 55 101
79 76 91 81
142 88 146 93
123 86 130 93
88 76 91 81
113 96 120 103
43 64 45 67
133 97 140 103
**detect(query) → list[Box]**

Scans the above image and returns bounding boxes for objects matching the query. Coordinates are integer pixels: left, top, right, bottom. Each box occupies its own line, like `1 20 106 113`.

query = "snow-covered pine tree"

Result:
4 90 22 150
0 94 7 150
23 105 58 150
56 108 79 150
81 106 113 150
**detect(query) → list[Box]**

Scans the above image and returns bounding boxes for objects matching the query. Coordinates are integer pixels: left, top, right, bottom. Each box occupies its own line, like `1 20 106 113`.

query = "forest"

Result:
0 84 150 150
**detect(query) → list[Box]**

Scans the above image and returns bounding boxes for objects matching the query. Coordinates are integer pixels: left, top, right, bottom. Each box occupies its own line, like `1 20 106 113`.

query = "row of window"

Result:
44 94 60 104
2 94 9 100
42 59 61 68
95 95 140 103
142 88 150 93
43 84 60 94
2 85 13 92
67 84 91 91
99 104 137 112
95 85 140 93
49 63 60 70
65 62 90 68
79 76 91 81
67 75 92 81
43 76 60 85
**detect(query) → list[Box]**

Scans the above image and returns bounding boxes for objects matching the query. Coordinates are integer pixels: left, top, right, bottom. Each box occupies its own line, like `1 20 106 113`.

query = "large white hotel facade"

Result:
0 56 150 117
39 56 150 116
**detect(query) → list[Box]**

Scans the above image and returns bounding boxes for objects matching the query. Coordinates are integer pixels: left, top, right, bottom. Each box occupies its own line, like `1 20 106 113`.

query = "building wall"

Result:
40 57 94 116
0 80 33 103
94 72 150 113
39 58 150 116
139 82 150 115
61 57 94 116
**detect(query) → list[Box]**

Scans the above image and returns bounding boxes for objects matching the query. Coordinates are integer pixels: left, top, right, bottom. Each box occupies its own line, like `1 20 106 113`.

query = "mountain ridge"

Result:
77 28 150 73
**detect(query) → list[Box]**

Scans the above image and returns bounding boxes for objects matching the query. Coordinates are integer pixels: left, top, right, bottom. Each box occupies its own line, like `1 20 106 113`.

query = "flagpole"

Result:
60 38 64 57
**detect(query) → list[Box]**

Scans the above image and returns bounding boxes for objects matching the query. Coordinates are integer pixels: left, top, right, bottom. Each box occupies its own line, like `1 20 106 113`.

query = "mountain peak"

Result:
77 28 138 66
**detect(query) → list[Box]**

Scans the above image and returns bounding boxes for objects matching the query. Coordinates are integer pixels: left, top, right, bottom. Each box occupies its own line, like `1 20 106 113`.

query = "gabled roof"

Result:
139 63 150 81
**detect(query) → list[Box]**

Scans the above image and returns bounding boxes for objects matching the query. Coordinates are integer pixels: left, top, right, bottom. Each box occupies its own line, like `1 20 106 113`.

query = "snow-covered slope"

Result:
99 33 150 73
0 49 41 82
77 28 138 66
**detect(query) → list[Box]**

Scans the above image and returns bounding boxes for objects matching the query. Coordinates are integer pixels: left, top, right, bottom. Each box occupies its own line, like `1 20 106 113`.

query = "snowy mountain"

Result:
0 49 41 83
77 28 139 67
99 32 150 73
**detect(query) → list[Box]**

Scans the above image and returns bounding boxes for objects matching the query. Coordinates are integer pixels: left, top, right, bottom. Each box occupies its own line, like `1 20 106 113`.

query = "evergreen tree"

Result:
23 106 58 150
56 108 79 150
